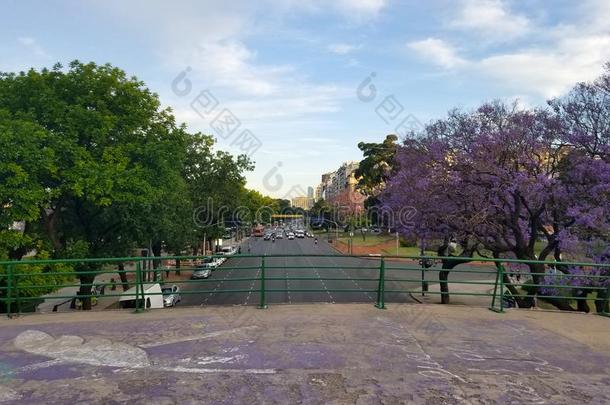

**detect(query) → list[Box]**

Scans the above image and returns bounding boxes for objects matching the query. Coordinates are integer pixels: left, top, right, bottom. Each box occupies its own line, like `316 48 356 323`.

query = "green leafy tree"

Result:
355 134 398 199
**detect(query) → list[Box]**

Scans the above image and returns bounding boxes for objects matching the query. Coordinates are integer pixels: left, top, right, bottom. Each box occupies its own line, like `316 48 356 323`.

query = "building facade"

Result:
291 196 314 210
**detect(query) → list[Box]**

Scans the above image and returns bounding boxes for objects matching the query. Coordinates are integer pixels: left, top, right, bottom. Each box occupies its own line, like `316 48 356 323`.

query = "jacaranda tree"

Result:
382 65 610 312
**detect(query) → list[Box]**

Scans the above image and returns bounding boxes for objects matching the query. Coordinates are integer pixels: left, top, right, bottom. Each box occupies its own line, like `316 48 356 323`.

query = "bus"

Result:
252 224 265 237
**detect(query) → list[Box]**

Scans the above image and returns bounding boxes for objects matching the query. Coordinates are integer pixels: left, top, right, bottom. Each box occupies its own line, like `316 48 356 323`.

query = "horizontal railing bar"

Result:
386 278 495 285
2 254 610 269
385 267 499 274
10 269 137 277
265 289 378 293
264 277 376 282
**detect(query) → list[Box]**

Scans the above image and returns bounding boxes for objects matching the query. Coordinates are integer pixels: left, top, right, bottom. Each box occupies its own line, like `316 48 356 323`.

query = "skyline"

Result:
3 0 610 197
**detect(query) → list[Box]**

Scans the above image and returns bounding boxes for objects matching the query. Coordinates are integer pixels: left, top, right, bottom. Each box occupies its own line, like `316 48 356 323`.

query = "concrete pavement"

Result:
0 304 608 404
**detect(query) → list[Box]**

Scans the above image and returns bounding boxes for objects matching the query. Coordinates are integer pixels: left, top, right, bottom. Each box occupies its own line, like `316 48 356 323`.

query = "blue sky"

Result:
3 0 610 197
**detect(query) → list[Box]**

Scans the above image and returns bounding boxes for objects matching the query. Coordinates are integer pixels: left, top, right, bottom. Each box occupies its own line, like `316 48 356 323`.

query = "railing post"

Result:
489 262 505 313
498 263 505 313
15 269 21 315
375 257 386 309
601 284 610 318
259 256 267 309
134 261 143 313
6 265 13 318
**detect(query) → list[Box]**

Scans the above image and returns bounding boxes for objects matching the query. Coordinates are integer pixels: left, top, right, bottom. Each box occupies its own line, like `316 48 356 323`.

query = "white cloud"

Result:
477 34 610 98
186 40 291 96
449 0 531 41
408 0 610 99
407 38 467 69
335 0 387 17
327 43 359 55
281 0 387 19
17 37 50 59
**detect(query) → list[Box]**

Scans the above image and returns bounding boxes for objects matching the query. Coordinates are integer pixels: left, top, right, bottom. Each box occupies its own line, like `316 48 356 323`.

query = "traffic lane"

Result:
265 237 332 304
310 239 378 303
319 238 400 302
179 236 496 307
179 240 265 306
313 239 495 301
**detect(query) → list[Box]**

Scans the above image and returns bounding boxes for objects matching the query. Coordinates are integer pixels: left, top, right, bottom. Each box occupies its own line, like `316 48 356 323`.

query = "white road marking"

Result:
325 251 375 302
243 267 260 305
202 259 240 304
140 326 259 348
157 366 276 374
14 359 64 372
285 254 292 304
196 354 246 365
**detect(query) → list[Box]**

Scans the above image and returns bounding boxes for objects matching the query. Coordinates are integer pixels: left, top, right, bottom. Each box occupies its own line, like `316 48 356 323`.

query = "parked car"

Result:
191 267 212 280
162 285 181 307
220 246 237 255
287 233 295 240
263 233 271 241
276 232 283 239
199 257 219 269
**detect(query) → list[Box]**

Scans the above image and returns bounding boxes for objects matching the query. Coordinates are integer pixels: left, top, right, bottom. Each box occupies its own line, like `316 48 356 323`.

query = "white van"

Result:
119 283 164 309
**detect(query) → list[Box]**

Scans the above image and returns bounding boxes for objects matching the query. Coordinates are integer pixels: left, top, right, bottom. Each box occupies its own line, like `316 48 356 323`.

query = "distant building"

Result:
307 186 314 199
291 196 314 210
314 184 323 202
318 161 365 212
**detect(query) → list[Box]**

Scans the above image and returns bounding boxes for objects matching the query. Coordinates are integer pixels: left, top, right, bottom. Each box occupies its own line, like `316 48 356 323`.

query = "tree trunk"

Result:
526 262 576 311
437 241 477 305
77 263 96 310
594 289 609 313
42 208 63 252
439 268 450 304
175 257 181 276
152 242 162 270
117 262 129 292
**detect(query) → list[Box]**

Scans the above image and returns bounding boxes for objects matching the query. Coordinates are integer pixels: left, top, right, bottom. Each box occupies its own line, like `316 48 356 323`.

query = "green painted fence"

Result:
0 254 608 317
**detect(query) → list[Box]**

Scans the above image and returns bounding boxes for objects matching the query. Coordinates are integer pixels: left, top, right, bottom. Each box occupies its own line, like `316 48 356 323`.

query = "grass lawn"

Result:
381 246 438 256
337 234 395 246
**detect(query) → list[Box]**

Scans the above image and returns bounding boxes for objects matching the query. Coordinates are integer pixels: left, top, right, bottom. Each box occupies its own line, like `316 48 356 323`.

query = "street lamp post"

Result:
395 231 399 256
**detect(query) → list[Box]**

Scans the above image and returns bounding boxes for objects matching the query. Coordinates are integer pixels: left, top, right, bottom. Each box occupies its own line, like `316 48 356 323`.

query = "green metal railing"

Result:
0 254 608 318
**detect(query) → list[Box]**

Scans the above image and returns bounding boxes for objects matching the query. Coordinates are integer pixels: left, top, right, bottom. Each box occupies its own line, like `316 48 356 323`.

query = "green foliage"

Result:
0 61 266 307
354 134 398 197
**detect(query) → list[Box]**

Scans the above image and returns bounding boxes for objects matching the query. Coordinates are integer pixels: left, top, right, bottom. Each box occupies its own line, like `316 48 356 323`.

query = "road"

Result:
180 236 497 307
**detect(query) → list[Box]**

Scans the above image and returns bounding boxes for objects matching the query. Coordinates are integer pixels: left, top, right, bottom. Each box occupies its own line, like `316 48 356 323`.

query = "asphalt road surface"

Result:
179 236 497 307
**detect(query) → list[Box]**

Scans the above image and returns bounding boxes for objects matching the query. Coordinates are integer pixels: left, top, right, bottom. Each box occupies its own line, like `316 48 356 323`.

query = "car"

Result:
191 267 212 279
263 233 271 240
199 257 219 270
162 285 181 307
306 232 314 238
287 233 295 240
276 233 283 239
220 246 237 255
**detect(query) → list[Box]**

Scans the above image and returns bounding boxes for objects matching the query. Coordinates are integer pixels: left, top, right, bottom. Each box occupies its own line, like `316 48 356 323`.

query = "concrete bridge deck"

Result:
0 304 609 404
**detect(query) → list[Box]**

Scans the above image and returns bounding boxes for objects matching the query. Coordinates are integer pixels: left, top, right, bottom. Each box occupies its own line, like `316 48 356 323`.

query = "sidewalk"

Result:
0 304 608 404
